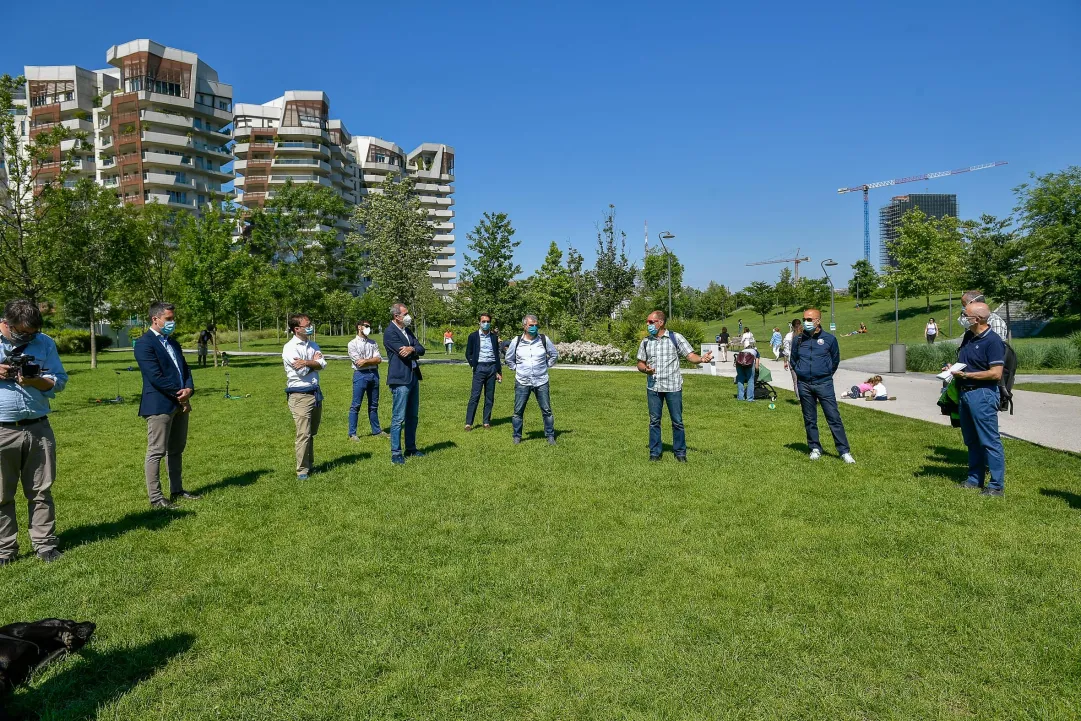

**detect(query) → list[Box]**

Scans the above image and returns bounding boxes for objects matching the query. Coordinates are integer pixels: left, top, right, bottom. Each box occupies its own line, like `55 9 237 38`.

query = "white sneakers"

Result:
808 449 856 464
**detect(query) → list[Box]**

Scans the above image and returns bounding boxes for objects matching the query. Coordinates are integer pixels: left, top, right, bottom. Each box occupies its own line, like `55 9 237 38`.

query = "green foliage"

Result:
1012 167 1081 316
460 211 523 328
905 343 958 372
744 280 775 324
962 214 1024 314
908 338 1081 372
528 242 576 327
884 208 964 311
774 267 797 313
642 248 683 313
698 281 732 321
174 205 244 334
667 317 705 350
848 259 879 299
50 330 113 354
590 207 637 326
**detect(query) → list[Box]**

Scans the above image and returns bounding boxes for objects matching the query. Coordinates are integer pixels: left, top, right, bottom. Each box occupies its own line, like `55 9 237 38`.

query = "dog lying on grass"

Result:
0 619 95 717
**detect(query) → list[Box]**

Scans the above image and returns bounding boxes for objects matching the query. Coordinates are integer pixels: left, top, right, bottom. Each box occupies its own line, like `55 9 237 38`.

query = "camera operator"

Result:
0 299 68 566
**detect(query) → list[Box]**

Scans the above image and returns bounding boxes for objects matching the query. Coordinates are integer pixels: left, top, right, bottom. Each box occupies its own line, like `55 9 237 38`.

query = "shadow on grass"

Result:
192 468 271 497
784 442 810 455
873 299 952 325
418 440 457 455
312 453 371 474
486 417 512 428
915 445 971 485
524 429 572 441
59 508 193 551
1039 488 1081 511
8 633 196 720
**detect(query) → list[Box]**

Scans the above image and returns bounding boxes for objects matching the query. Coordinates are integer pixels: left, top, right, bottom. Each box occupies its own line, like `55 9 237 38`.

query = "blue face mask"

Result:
803 321 816 333
481 322 490 331
647 323 658 336
161 321 176 336
304 325 315 336
527 325 538 336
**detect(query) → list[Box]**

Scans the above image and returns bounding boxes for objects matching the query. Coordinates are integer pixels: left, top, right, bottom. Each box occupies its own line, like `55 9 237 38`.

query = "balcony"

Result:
145 192 194 209
432 234 455 244
143 172 195 188
141 130 190 149
417 195 454 206
142 151 189 168
427 209 454 219
140 109 191 128
360 161 403 175
272 158 331 172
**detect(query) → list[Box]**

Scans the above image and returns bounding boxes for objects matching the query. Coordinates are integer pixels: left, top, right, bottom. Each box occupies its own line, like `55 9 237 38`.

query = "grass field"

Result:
5 354 1081 719
1014 383 1081 397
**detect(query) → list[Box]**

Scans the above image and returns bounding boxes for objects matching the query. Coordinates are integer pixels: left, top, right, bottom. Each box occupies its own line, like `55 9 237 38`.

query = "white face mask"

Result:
959 315 973 330
401 314 413 327
361 326 371 337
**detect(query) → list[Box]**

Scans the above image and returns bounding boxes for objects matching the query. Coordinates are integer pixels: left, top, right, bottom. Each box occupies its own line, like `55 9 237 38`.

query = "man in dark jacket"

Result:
789 308 854 464
134 302 200 509
383 303 425 465
464 312 502 430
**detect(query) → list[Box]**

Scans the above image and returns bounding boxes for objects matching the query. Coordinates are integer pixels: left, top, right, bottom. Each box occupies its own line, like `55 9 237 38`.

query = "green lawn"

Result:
4 355 1081 718
209 332 469 361
1014 383 1081 397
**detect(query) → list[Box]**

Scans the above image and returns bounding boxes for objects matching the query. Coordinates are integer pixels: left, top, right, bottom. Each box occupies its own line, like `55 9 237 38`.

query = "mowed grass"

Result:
1014 383 1081 397
4 354 1081 719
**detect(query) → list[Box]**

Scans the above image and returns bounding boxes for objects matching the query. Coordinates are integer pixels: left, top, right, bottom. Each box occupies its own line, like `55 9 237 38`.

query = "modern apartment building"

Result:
878 193 958 268
407 143 456 294
93 40 233 213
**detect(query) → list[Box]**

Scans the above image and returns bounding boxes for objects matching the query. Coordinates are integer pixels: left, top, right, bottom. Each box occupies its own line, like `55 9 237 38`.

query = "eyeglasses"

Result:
802 317 815 322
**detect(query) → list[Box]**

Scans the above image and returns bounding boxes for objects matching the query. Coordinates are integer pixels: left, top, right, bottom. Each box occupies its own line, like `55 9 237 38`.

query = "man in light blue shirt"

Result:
505 314 559 445
0 299 68 566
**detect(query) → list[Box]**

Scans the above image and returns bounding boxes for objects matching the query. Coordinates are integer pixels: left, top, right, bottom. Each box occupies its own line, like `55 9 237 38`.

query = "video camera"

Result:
7 353 42 379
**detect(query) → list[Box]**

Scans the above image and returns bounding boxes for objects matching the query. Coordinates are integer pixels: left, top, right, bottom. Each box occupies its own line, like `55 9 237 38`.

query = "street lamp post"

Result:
658 231 676 320
821 259 838 331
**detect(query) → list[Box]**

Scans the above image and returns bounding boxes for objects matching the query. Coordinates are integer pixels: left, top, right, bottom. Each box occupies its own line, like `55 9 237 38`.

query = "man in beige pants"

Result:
283 313 326 480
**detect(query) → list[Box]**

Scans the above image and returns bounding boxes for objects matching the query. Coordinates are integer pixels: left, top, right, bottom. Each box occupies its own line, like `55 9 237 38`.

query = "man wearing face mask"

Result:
636 311 712 461
135 301 199 509
960 291 1008 340
283 313 326 480
383 303 425 465
0 299 68 566
789 308 855 464
347 320 386 441
505 314 559 445
952 302 1007 496
464 313 502 430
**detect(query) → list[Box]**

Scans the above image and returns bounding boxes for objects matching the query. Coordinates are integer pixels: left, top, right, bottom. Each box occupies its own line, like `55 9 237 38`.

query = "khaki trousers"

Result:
145 408 189 504
288 392 322 475
0 419 57 557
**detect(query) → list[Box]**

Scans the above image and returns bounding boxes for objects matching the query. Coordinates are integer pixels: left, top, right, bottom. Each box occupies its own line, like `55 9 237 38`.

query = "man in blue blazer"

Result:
134 302 199 509
383 302 425 465
464 312 501 430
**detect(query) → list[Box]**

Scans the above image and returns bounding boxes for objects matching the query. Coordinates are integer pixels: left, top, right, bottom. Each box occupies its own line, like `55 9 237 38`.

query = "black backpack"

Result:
510 334 549 361
999 342 1017 414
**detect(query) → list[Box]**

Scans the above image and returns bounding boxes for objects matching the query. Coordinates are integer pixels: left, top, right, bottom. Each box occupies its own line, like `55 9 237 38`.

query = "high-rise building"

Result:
407 144 456 295
93 40 233 213
878 193 958 268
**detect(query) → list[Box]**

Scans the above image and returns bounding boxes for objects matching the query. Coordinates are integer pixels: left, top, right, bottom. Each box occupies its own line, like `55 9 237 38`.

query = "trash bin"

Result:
889 343 907 373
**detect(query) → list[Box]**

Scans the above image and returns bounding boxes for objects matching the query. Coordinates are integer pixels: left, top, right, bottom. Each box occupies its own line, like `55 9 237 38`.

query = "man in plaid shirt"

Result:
636 311 713 462
961 291 1009 340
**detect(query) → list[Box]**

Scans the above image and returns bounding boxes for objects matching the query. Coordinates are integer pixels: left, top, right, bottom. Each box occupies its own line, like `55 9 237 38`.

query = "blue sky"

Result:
5 0 1080 289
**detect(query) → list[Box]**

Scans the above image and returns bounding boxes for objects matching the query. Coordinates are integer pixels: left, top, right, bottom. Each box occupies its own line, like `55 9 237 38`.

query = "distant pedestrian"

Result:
737 318 743 335
443 329 454 354
347 321 386 440
782 318 800 391
952 302 1007 496
505 314 559 445
465 313 502 430
716 327 730 362
790 308 854 463
282 313 326 481
637 310 712 461
926 318 939 344
197 326 213 367
384 303 425 465
770 327 783 359
740 329 755 349
733 341 760 402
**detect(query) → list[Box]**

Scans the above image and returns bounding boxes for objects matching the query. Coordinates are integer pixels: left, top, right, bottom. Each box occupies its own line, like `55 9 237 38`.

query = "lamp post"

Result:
821 259 838 331
658 231 675 319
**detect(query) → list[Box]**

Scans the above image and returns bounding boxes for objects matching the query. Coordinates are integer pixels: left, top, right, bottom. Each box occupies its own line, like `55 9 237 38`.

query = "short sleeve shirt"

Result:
637 331 694 393
957 327 1005 389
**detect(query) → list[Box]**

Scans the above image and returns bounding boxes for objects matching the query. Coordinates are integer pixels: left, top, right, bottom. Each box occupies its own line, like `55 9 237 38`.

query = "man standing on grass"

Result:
197 326 213 368
789 308 855 464
135 302 200 510
505 314 559 445
0 300 68 566
464 313 502 431
636 311 712 462
952 302 1007 497
384 303 425 465
347 320 386 441
283 313 326 481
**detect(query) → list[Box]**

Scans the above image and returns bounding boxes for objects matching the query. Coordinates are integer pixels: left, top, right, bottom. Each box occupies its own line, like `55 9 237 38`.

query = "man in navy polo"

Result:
952 301 1006 497
789 308 854 463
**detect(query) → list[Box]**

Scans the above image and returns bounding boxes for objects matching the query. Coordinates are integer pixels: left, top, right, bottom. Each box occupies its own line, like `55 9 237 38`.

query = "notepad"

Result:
937 363 966 381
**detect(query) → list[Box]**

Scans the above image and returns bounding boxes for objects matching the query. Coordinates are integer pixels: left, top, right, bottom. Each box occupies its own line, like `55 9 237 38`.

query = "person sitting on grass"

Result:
842 375 892 400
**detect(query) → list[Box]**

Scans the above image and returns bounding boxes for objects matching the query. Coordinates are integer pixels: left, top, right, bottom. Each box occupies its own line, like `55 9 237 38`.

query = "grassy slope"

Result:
5 355 1081 719
1014 383 1081 397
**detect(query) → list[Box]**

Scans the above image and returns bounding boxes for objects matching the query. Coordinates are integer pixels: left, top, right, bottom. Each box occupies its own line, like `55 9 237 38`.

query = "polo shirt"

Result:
957 327 1005 389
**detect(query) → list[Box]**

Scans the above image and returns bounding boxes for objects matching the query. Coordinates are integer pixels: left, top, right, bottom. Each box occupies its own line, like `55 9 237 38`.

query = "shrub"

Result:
906 343 957 373
554 341 627 365
668 318 705 351
52 330 114 354
1040 342 1080 369
1013 343 1043 370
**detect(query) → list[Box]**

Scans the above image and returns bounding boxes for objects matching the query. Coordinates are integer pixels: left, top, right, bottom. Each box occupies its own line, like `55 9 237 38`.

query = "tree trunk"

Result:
212 332 220 368
89 313 97 369
926 294 931 312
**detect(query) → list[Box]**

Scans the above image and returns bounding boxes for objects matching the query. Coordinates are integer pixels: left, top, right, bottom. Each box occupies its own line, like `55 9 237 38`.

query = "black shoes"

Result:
171 490 202 502
0 556 14 567
547 437 557 446
405 450 425 458
675 455 687 463
37 548 63 563
649 456 661 462
152 499 178 510
980 488 1004 497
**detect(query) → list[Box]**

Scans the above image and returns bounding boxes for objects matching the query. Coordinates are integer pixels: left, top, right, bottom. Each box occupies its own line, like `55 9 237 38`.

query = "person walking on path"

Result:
733 342 760 402
384 303 425 465
637 311 712 462
465 313 502 430
952 301 1007 496
782 319 800 392
737 319 743 335
0 300 68 566
925 318 939 344
443 330 454 354
770 327 783 359
135 302 201 509
197 326 213 367
505 315 559 445
716 327 730 362
347 321 386 440
790 308 855 463
283 313 326 481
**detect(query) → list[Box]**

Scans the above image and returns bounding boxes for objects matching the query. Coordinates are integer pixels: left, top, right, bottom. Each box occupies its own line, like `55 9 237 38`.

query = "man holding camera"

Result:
135 302 199 509
0 299 68 566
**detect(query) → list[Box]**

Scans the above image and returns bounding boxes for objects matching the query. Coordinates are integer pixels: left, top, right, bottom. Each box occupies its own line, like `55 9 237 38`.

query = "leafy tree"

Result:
847 258 879 301
795 277 832 310
350 175 434 310
565 245 592 333
962 214 1025 329
1013 167 1081 316
46 179 139 368
774 267 797 313
352 288 390 331
642 247 684 314
324 289 354 335
129 201 183 306
460 212 522 327
883 208 964 311
529 241 576 326
591 206 637 328
698 281 731 320
745 280 776 325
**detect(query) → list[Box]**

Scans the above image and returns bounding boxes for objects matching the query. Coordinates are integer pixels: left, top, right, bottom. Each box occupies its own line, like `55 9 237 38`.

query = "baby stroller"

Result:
754 365 777 401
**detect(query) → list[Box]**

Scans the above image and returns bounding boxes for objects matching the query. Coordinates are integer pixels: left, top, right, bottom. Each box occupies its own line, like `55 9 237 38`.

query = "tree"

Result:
460 212 522 327
847 258 879 301
883 208 964 311
529 241 576 326
565 245 591 337
350 175 434 310
774 267 797 313
324 289 354 335
698 281 731 321
46 180 138 368
745 280 776 325
962 214 1026 330
795 277 832 311
642 247 683 314
130 201 183 305
591 206 637 328
1013 167 1081 316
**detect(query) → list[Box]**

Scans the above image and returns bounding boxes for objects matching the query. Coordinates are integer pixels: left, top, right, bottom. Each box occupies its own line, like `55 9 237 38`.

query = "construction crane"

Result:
746 248 810 282
838 161 1008 262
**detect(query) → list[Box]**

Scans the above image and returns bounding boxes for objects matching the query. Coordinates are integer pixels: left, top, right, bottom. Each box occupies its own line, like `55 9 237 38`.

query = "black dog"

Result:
0 618 95 716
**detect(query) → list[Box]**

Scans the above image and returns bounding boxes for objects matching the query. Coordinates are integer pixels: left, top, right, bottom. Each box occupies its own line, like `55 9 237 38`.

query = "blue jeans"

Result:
736 365 756 401
959 386 1005 491
389 378 420 457
647 389 684 458
512 382 554 439
466 363 498 426
796 378 850 455
348 370 381 437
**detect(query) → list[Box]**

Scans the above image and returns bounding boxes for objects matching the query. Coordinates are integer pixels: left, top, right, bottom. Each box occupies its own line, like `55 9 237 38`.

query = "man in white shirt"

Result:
505 314 559 445
282 313 326 480
347 320 386 440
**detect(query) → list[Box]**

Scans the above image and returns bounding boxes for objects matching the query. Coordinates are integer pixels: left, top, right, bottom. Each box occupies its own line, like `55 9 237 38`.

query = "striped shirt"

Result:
987 312 1008 341
637 331 694 393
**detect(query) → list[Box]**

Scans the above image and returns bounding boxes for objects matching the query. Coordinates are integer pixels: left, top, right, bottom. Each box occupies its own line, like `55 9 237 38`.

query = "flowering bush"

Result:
555 341 627 365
